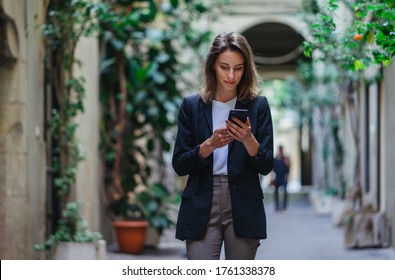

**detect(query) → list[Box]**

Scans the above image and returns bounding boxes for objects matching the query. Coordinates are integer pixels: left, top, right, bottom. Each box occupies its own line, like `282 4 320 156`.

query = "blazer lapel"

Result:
235 100 248 110
202 101 213 134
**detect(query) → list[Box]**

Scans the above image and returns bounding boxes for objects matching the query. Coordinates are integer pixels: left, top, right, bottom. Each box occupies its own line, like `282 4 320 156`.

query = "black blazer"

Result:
172 94 274 241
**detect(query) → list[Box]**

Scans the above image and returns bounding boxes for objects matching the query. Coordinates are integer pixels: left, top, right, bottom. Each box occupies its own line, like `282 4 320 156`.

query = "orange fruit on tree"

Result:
353 34 363 41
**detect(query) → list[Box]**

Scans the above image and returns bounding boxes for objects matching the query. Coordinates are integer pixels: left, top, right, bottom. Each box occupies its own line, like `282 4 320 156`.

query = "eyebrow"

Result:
219 62 244 66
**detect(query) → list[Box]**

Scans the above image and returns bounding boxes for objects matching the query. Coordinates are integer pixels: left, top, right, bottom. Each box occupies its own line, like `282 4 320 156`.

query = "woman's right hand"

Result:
198 127 232 159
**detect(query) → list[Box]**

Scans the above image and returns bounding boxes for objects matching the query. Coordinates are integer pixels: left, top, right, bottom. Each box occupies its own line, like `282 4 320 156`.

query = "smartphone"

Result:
228 109 249 126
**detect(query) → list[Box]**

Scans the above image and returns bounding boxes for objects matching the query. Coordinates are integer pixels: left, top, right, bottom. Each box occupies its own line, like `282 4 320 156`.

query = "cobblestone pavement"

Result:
106 194 395 260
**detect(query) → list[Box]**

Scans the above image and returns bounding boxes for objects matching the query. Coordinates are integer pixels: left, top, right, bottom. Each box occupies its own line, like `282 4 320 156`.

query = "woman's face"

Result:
214 49 245 96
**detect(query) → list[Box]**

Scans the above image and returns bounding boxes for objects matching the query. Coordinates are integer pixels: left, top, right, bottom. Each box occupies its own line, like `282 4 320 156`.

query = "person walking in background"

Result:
172 32 274 260
273 145 290 212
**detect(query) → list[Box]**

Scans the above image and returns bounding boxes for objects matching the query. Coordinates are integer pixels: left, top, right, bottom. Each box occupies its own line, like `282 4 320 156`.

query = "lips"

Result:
225 80 236 85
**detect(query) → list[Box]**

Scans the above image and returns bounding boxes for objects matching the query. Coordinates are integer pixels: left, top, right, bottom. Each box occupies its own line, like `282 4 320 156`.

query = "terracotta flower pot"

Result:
112 220 149 254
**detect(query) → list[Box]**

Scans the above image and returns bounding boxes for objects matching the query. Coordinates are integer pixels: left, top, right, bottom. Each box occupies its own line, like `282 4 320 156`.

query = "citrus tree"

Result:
302 0 394 208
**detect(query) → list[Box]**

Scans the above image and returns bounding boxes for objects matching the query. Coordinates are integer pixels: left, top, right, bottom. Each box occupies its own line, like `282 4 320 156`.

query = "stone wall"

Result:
0 0 46 259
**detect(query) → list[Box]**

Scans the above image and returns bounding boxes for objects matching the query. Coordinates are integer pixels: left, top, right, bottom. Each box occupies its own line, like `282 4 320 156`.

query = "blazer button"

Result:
231 184 237 189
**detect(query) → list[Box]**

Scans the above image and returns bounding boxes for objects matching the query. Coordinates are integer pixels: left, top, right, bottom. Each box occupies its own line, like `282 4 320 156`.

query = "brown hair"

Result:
200 32 260 103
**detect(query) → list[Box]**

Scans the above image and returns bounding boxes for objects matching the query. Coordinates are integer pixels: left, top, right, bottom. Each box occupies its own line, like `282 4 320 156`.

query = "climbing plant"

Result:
43 0 98 204
37 0 104 251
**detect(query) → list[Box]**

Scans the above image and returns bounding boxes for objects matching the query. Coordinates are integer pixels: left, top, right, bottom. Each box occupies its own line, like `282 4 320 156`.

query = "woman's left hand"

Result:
226 117 259 157
226 117 252 143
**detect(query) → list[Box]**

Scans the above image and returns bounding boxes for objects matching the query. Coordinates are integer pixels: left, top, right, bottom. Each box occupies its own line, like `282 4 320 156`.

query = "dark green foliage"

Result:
98 0 230 234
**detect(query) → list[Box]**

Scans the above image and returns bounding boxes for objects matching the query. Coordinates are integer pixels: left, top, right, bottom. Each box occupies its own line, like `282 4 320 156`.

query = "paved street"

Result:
106 193 395 260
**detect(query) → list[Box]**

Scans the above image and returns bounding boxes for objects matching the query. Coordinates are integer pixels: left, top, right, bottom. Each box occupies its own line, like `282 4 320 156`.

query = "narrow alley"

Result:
106 192 395 260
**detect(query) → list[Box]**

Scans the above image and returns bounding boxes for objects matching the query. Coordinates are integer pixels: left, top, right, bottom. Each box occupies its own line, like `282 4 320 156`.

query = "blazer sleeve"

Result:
172 96 209 176
245 96 274 175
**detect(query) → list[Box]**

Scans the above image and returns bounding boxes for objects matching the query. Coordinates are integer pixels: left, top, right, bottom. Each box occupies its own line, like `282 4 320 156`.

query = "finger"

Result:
228 127 241 140
225 119 240 132
223 134 231 142
231 117 245 128
219 134 232 146
219 131 229 141
225 133 234 142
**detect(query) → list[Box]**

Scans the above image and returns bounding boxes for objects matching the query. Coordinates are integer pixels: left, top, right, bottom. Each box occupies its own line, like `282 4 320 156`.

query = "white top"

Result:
212 97 237 175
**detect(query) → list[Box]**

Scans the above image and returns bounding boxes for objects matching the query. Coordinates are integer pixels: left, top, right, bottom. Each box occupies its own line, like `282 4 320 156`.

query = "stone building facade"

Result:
0 0 102 259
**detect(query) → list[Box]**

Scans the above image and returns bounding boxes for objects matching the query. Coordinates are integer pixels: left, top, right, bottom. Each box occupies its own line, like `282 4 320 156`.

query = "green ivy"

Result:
35 202 103 250
43 0 99 200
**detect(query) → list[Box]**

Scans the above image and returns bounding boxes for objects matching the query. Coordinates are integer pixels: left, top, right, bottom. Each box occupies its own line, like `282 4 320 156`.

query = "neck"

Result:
214 90 237 103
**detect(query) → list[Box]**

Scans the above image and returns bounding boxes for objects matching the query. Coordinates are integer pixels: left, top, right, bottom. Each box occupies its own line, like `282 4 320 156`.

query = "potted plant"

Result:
107 174 149 254
35 201 104 259
109 178 176 253
110 192 150 254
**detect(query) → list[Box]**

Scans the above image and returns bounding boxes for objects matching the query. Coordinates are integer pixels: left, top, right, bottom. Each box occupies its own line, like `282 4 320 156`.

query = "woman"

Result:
172 32 274 260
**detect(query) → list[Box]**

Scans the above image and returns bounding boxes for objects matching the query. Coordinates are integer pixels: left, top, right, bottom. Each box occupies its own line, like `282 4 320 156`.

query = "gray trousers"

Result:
186 175 260 260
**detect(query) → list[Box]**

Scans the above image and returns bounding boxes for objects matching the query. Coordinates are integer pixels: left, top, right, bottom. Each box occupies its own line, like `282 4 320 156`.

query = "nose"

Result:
227 69 235 79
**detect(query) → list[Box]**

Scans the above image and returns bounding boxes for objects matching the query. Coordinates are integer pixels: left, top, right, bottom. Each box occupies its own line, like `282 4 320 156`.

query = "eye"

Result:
220 65 230 71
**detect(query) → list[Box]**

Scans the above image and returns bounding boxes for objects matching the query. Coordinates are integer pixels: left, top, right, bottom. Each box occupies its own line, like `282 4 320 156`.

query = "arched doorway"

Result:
243 21 306 75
